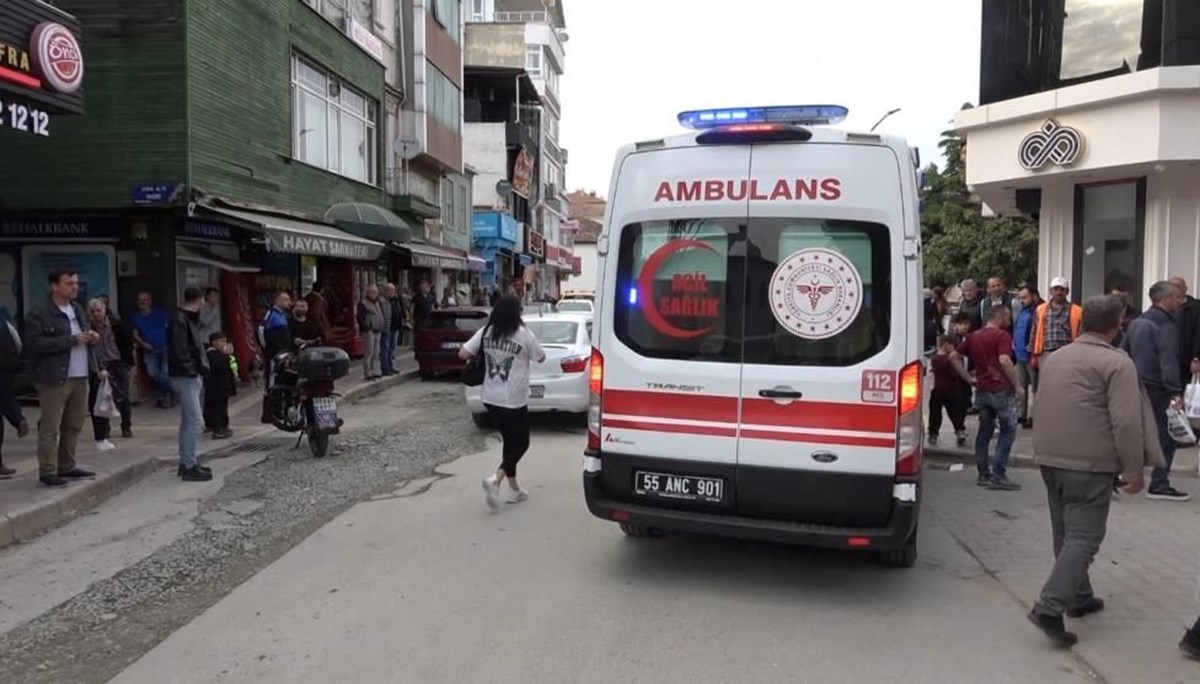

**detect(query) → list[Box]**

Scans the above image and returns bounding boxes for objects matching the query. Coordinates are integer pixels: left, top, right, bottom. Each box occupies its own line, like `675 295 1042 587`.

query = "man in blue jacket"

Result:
1121 280 1189 502
1013 285 1042 428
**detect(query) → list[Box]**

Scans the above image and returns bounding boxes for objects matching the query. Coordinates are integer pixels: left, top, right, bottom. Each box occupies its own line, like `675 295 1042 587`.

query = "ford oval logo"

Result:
811 452 839 464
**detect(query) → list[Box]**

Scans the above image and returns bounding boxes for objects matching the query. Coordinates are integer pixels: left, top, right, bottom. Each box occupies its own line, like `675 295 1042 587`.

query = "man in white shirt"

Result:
24 269 100 487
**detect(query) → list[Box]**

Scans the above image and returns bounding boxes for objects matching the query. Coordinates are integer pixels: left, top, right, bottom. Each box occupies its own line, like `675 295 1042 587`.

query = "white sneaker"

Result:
507 489 529 504
96 440 116 451
482 476 500 511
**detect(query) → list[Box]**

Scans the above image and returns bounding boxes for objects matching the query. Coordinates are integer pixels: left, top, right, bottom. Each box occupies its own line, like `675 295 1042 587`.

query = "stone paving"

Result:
924 467 1200 684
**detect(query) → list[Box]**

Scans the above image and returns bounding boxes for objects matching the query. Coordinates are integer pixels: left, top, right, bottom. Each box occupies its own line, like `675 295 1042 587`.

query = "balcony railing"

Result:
494 10 549 23
385 168 440 205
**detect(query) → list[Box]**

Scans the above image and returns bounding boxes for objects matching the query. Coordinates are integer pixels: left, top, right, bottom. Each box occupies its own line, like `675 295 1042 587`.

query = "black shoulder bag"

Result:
462 324 490 387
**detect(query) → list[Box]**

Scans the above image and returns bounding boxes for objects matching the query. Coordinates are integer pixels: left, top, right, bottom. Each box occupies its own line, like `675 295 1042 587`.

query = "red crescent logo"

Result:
637 239 718 340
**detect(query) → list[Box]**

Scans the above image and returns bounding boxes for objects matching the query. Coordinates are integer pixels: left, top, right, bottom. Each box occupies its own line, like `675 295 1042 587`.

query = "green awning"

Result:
324 202 417 244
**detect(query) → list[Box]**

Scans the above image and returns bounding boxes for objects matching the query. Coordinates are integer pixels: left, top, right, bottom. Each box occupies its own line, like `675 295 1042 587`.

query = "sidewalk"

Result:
923 393 1200 479
0 351 418 550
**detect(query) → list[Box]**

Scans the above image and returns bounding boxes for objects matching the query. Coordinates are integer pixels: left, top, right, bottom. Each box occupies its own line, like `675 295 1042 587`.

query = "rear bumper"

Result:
583 470 919 551
416 352 466 374
465 374 589 414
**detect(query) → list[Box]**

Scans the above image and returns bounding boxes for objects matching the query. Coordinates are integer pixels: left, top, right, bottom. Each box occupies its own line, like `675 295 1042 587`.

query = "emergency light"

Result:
678 105 849 130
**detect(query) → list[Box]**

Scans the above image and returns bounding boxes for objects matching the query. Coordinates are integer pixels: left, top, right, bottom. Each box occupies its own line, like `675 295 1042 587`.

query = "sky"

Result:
558 0 982 197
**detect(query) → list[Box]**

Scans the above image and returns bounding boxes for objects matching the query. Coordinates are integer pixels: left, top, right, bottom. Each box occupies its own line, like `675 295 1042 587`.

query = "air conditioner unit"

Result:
117 251 138 277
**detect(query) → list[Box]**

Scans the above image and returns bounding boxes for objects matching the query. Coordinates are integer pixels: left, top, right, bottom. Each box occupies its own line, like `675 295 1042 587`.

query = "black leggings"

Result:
486 404 530 478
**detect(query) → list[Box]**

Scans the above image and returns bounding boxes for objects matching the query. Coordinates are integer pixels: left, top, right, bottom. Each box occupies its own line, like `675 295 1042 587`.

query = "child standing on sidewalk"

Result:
929 335 969 447
204 333 236 440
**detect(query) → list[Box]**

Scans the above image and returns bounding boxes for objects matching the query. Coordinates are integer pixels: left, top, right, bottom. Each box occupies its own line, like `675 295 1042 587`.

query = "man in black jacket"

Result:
1169 276 1200 387
0 313 28 478
169 287 213 482
25 269 99 488
98 294 134 438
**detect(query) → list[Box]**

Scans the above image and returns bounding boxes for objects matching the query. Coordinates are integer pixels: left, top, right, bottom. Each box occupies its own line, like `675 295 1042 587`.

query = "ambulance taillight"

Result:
895 361 924 477
587 347 604 451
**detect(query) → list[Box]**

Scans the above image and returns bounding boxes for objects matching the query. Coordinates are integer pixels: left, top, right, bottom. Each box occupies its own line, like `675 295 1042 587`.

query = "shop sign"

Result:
31 22 83 93
636 240 721 340
411 252 467 270
528 231 545 258
512 148 535 198
347 18 385 63
182 220 237 241
268 230 381 261
472 211 519 245
1019 119 1084 171
0 4 85 126
0 216 120 241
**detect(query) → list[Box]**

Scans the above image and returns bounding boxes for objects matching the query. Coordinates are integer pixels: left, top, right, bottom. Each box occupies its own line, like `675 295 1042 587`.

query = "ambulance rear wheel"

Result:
879 527 918 568
619 522 660 538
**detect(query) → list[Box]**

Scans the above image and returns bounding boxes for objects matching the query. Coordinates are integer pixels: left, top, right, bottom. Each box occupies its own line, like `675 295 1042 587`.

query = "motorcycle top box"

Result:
296 347 351 381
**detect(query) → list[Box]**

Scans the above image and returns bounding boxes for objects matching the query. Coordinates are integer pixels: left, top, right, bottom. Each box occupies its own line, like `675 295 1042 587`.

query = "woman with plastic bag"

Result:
87 298 124 452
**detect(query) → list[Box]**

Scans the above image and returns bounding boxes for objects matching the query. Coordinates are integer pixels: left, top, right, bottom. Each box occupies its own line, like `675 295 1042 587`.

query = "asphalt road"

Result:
110 426 1096 684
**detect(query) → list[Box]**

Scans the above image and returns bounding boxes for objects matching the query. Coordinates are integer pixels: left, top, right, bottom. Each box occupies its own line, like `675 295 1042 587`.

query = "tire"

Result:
619 522 659 538
309 432 330 458
879 527 918 568
471 412 491 429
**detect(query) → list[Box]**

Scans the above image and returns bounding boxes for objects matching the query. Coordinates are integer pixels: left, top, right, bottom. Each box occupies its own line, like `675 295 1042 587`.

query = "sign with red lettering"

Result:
637 240 722 340
654 178 842 203
769 247 862 340
861 370 896 404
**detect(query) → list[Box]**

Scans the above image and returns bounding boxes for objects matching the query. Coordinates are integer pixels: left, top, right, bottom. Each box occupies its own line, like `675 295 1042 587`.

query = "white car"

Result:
554 298 594 314
466 312 594 428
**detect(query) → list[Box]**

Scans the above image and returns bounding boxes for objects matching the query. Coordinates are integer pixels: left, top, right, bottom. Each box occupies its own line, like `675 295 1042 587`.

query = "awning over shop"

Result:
176 244 260 273
203 205 385 261
324 202 418 245
468 255 486 271
403 242 469 271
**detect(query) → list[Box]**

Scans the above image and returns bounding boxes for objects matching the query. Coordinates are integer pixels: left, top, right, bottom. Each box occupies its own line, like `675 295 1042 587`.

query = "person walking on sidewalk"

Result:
1014 285 1043 428
1027 294 1161 647
383 283 403 375
87 298 124 452
0 310 29 478
1168 276 1200 394
25 269 100 488
357 285 384 381
131 291 174 408
951 305 1024 491
928 335 968 447
1121 280 1191 502
458 295 546 510
378 283 397 376
169 287 213 482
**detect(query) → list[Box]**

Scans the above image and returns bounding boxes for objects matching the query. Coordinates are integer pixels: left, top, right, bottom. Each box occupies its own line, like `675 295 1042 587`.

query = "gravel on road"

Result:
0 383 487 684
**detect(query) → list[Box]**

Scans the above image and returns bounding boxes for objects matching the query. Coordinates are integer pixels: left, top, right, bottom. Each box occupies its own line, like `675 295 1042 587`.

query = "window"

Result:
525 320 578 345
614 219 742 363
456 182 468 233
469 0 486 22
1073 180 1144 308
305 0 347 24
613 218 891 366
1060 0 1144 81
432 0 461 44
526 46 543 77
545 64 559 96
441 177 455 230
427 66 462 133
291 55 378 185
742 219 891 367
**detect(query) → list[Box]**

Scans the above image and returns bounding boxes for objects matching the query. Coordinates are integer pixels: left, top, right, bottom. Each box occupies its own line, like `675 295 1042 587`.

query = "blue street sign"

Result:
132 183 183 206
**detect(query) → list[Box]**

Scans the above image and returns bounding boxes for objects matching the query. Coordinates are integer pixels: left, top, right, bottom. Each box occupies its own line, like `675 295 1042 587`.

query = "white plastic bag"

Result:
92 378 121 420
1166 405 1197 446
1186 373 1200 425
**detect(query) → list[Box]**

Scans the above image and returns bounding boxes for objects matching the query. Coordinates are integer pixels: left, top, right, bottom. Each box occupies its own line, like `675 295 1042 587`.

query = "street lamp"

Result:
870 108 902 133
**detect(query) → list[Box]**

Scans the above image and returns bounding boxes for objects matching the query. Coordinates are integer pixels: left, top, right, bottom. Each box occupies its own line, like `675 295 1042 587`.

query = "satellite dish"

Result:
496 180 514 197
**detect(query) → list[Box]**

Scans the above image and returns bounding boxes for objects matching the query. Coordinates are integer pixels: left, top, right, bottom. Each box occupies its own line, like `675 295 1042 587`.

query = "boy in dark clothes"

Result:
950 312 977 414
929 335 969 447
204 333 236 439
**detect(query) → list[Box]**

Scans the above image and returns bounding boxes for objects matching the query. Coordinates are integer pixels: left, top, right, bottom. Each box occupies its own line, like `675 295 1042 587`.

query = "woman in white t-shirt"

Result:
459 295 545 509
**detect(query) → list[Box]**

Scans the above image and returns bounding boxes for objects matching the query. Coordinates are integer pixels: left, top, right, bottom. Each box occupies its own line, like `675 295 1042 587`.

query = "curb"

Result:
0 368 418 551
925 446 1037 470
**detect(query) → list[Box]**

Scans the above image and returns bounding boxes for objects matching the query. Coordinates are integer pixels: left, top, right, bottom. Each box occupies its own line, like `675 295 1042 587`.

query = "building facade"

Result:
957 0 1200 308
564 189 602 293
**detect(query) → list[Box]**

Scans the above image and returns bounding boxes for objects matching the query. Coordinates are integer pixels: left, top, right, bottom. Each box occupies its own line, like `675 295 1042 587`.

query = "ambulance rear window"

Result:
613 219 744 363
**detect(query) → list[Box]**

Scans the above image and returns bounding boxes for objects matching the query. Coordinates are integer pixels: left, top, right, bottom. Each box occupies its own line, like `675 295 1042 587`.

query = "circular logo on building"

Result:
769 247 863 340
32 22 84 94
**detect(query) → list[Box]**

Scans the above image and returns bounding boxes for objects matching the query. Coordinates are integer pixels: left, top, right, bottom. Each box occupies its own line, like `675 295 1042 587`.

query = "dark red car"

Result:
415 307 490 379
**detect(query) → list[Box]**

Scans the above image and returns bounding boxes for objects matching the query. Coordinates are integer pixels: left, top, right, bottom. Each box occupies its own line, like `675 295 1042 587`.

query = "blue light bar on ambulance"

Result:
678 105 849 130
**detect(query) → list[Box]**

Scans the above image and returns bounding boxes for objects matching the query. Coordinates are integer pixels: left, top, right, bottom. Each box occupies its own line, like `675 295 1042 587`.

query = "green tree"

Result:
921 106 1038 288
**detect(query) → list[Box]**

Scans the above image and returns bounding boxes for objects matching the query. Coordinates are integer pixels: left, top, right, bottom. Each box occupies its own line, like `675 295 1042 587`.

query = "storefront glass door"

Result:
1074 179 1145 308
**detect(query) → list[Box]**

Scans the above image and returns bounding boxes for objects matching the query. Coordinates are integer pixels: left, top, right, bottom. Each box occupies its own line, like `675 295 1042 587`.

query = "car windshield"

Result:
556 300 592 312
525 320 579 345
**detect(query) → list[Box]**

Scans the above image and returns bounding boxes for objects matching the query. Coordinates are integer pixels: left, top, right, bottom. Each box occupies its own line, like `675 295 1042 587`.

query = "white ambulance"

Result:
582 105 925 566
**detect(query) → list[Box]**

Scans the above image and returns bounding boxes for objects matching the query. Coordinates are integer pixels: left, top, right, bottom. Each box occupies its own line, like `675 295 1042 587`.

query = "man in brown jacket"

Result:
1027 294 1163 647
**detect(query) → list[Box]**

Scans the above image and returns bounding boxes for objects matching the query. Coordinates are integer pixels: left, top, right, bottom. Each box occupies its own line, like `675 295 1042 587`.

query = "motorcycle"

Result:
265 344 351 458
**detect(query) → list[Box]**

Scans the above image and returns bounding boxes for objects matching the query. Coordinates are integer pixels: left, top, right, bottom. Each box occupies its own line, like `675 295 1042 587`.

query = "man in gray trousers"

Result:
1027 294 1162 647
